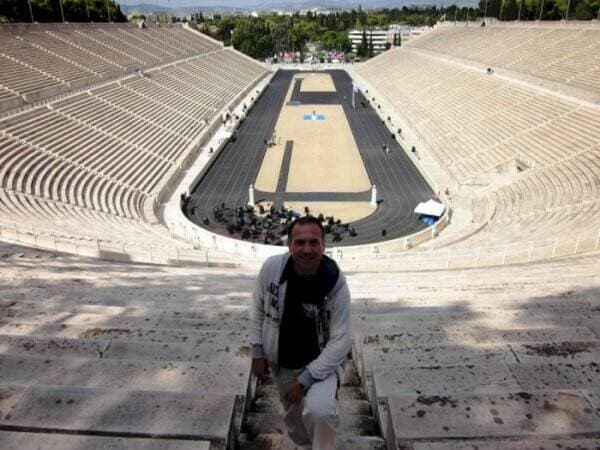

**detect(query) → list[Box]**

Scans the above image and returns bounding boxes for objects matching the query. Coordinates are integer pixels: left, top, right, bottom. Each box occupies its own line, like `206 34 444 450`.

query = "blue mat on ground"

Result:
303 114 326 121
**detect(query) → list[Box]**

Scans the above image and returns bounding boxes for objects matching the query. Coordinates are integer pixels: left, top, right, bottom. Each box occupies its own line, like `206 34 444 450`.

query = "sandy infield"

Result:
254 71 374 222
254 141 284 192
283 104 370 192
255 93 371 193
284 202 375 223
298 73 337 92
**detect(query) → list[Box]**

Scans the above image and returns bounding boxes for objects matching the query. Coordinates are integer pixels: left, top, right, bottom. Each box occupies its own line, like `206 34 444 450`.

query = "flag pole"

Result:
27 0 34 22
59 0 65 22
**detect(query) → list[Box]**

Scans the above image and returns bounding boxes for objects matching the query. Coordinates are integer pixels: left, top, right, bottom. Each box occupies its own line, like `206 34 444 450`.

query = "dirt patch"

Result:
523 342 596 358
543 400 559 412
417 395 458 408
79 328 130 339
236 345 251 357
362 333 408 345
516 392 532 400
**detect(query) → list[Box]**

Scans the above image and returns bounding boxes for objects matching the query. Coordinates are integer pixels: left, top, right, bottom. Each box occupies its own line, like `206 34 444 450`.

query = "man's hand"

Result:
251 358 270 382
283 378 305 404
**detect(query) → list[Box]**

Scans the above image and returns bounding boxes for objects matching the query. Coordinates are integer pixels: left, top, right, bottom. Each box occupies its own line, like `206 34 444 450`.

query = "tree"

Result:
575 0 594 18
479 0 502 17
536 0 563 19
319 30 351 52
192 4 598 62
356 28 368 57
320 30 338 50
256 35 273 58
290 20 312 52
357 6 367 26
215 17 235 45
337 34 352 53
1 0 32 21
551 0 597 18
522 0 540 19
501 0 519 19
0 0 125 22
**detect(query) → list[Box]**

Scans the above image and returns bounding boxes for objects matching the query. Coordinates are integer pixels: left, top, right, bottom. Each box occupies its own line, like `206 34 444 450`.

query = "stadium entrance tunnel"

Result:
184 69 436 248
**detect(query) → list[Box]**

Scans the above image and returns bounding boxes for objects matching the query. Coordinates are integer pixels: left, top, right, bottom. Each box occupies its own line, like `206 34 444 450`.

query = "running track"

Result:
186 70 434 247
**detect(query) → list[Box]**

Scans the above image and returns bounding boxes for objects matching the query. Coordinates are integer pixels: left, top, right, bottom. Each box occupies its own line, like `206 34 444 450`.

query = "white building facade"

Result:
348 28 395 54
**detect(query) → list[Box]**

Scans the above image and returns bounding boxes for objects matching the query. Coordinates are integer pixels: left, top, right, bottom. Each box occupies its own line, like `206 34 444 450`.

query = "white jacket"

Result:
249 252 352 388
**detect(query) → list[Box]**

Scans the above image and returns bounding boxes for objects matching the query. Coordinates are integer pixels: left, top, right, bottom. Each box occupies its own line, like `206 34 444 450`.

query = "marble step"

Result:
244 412 379 438
354 326 598 348
255 377 370 400
238 432 386 450
0 353 250 395
0 430 210 450
0 384 237 448
253 392 372 416
384 389 600 444
0 334 251 363
0 321 248 346
353 310 599 335
410 437 600 450
371 361 600 400
0 309 248 332
0 289 252 308
351 298 597 315
358 341 600 377
338 386 369 402
0 300 249 320
371 364 520 401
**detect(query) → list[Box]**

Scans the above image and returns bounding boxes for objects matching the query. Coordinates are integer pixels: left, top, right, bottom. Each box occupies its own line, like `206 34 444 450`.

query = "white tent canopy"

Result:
414 199 445 217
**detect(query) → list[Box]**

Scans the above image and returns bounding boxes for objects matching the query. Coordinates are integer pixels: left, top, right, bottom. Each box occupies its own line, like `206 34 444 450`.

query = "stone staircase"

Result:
0 243 254 450
237 356 386 450
1 243 599 449
352 287 600 450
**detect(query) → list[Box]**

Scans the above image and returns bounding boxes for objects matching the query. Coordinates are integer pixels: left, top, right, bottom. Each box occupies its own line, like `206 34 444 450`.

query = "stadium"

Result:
0 12 599 450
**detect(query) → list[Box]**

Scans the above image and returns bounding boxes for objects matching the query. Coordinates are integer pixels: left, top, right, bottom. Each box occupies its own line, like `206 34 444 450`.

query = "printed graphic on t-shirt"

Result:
268 282 279 311
302 303 318 319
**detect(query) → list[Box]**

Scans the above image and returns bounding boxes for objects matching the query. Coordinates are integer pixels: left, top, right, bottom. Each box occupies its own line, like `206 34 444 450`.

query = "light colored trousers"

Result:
273 367 339 450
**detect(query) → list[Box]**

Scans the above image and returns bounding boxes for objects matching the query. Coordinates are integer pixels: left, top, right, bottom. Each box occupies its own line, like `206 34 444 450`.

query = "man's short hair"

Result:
287 216 325 243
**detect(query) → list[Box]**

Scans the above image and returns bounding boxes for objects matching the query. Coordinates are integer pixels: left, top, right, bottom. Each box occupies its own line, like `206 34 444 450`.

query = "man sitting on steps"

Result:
250 216 352 450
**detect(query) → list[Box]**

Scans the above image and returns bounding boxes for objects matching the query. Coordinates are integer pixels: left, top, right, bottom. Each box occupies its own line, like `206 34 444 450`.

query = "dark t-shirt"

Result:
278 261 325 370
